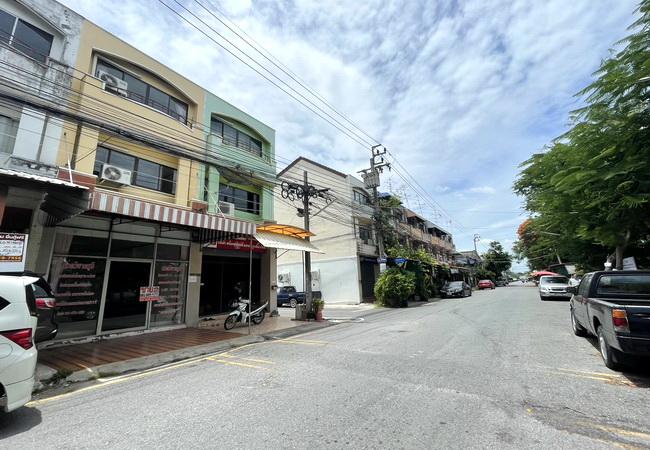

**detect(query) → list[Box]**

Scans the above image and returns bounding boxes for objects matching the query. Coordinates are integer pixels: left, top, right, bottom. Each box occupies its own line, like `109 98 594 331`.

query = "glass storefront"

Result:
48 216 190 339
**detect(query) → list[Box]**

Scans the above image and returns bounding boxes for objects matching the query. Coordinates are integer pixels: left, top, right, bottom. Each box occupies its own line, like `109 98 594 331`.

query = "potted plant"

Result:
312 299 325 321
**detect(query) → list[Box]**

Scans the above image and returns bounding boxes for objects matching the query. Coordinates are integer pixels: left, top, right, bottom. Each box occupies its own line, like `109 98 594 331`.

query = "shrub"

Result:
374 268 416 307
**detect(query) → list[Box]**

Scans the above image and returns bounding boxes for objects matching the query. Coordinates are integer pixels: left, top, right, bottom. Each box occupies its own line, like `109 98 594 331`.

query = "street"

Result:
2 285 649 449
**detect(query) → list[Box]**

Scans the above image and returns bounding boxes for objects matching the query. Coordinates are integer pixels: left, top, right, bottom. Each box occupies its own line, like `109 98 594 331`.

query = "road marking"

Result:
556 368 621 378
272 338 329 346
207 356 270 371
589 424 650 442
551 371 616 382
220 353 274 365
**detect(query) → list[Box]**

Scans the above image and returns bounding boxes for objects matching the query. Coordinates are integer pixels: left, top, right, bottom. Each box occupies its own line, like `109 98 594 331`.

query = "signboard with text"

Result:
207 237 266 253
139 286 160 302
0 233 28 272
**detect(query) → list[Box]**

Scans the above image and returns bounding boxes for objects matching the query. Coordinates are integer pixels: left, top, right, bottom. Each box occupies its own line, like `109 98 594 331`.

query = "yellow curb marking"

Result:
220 354 274 364
556 368 621 378
207 357 270 371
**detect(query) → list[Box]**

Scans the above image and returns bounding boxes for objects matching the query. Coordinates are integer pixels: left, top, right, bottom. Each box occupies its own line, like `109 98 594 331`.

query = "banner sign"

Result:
139 286 160 302
0 233 28 271
208 237 266 253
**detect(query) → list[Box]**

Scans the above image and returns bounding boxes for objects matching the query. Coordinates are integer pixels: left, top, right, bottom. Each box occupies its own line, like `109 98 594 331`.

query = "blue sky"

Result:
61 0 638 271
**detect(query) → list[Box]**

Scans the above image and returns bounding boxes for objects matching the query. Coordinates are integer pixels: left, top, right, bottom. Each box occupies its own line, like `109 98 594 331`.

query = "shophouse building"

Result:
0 0 281 342
274 157 379 304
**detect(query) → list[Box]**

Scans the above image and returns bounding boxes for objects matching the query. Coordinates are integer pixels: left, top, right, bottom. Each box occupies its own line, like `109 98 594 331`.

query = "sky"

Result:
60 0 638 272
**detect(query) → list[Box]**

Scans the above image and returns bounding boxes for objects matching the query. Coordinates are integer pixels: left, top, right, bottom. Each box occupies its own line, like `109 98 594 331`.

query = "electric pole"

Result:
280 172 330 317
358 145 391 269
473 233 480 254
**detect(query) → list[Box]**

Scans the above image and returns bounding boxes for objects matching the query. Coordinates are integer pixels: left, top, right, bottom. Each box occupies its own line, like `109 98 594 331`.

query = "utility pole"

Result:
359 145 391 270
473 233 480 254
302 171 313 313
280 172 330 317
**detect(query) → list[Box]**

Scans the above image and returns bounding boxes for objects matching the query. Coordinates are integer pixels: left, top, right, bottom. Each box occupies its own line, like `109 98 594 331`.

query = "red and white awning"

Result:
90 190 255 237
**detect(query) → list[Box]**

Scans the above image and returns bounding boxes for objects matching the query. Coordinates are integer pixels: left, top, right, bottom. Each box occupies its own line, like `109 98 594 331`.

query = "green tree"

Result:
514 1 650 269
482 241 512 277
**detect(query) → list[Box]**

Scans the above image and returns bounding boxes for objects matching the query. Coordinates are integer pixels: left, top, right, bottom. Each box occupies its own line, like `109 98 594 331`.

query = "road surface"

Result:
2 285 649 449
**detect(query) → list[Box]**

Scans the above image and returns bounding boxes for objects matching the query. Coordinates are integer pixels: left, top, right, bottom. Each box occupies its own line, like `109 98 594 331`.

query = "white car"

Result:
0 275 39 412
538 275 572 301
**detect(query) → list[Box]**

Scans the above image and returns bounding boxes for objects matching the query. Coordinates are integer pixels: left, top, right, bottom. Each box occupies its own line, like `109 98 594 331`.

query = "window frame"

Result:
95 58 189 125
218 183 261 215
210 118 264 157
93 146 177 195
0 9 53 63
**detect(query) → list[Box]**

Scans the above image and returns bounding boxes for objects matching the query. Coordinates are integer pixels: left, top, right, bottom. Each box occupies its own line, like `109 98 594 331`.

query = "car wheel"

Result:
597 326 623 371
540 296 547 301
289 298 297 308
570 309 587 337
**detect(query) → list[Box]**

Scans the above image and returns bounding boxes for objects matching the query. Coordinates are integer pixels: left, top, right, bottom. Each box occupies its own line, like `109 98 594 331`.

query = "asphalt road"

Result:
2 285 650 449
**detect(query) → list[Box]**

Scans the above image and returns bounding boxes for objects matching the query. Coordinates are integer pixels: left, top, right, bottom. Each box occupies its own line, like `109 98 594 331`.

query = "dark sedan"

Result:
440 281 472 298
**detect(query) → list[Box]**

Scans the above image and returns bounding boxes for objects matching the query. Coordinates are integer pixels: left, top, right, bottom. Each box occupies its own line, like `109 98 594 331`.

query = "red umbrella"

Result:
530 271 561 278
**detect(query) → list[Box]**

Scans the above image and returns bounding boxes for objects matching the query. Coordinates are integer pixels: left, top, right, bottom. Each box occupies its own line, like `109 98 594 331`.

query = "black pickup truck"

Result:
277 286 322 308
569 271 650 370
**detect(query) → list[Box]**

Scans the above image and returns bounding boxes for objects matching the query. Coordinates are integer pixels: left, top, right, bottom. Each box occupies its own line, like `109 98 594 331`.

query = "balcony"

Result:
207 134 275 177
357 238 378 256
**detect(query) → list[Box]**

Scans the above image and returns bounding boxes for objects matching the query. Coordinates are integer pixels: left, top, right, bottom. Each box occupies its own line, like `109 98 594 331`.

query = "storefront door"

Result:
100 260 152 332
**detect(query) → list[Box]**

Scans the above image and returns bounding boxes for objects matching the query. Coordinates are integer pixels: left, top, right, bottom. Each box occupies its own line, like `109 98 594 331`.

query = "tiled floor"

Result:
38 328 242 372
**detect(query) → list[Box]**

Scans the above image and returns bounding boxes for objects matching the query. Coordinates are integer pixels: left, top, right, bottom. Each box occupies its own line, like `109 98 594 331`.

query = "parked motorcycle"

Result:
224 299 268 330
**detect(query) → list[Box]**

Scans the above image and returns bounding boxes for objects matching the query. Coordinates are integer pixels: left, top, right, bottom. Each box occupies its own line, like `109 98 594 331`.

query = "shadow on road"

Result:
0 406 42 439
585 337 650 388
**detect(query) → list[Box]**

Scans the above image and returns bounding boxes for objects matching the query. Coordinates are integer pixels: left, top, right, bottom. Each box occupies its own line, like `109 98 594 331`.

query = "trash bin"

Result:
295 304 307 321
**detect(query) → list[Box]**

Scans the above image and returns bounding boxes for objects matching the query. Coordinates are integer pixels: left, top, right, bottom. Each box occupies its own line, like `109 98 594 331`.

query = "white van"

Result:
0 275 39 412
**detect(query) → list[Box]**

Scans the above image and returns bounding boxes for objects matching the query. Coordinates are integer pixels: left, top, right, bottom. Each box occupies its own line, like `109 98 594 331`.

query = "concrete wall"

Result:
277 256 361 304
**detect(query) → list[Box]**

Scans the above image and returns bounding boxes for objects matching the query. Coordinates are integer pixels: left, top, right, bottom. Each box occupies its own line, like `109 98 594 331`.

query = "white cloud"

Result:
60 0 637 257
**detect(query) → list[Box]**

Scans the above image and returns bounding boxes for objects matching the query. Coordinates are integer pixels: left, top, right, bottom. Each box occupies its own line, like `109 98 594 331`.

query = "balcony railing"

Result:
357 238 378 256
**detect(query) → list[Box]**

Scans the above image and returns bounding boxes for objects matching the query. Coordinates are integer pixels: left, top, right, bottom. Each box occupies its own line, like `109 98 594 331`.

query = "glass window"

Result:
0 114 17 154
135 158 160 190
147 86 170 113
48 257 106 339
578 274 592 297
222 124 237 146
123 73 148 103
218 184 260 214
93 146 109 176
169 97 188 124
597 274 650 296
96 60 124 80
160 165 176 195
238 133 251 151
250 138 262 156
157 243 189 261
13 19 53 63
151 261 187 327
110 239 155 259
109 151 136 172
210 119 223 135
54 232 109 257
0 9 14 43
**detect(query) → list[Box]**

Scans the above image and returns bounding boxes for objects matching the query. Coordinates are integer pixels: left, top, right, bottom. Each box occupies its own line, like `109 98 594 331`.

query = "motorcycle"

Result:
224 298 268 330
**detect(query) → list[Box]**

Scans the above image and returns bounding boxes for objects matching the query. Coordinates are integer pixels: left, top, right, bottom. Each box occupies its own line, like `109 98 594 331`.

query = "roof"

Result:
277 157 347 178
255 231 323 253
0 168 88 190
256 224 313 238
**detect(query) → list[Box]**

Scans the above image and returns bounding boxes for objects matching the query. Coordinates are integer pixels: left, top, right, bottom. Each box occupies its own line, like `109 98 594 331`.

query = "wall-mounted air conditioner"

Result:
97 69 128 97
100 164 132 185
218 201 235 216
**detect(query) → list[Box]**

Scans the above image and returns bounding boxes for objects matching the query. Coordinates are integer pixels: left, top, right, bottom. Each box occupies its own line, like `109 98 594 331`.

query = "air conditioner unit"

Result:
218 201 235 216
97 69 128 97
100 164 132 185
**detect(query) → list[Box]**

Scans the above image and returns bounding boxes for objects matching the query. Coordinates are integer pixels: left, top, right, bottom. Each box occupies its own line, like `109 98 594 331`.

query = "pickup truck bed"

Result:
570 270 650 370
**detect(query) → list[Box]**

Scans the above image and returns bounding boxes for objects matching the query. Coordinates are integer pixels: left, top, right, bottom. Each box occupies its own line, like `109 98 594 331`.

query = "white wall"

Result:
278 256 361 304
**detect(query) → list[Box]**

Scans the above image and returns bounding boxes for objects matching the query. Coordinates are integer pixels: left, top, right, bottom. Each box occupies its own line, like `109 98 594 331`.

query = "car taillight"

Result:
36 297 56 308
612 309 630 333
1 328 33 350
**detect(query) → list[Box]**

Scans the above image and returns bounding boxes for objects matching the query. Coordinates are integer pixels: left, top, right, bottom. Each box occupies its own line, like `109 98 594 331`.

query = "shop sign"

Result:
209 237 266 253
0 233 28 271
139 286 160 302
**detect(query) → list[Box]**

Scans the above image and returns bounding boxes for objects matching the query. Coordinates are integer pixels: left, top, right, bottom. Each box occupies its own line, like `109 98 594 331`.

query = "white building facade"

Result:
275 158 379 304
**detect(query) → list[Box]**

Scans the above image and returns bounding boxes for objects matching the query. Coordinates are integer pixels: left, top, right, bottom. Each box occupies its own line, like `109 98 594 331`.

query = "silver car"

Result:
539 275 571 301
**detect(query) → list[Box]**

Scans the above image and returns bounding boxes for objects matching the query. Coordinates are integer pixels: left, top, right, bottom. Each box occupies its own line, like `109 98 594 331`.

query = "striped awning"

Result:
90 190 255 238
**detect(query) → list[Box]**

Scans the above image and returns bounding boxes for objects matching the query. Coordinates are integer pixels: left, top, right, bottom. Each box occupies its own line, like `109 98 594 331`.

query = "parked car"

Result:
440 281 472 298
477 279 495 290
0 275 39 412
1 272 57 342
538 275 571 301
569 271 650 371
277 286 322 308
495 279 508 287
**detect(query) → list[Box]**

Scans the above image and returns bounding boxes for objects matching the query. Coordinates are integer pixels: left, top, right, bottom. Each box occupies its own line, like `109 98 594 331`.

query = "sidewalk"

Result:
35 314 330 388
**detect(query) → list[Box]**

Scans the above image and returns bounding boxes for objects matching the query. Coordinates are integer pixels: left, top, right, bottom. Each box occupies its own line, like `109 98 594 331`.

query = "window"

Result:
95 59 189 124
0 114 18 154
93 146 177 195
219 184 260 215
0 10 53 63
211 118 263 156
358 225 372 244
354 190 370 205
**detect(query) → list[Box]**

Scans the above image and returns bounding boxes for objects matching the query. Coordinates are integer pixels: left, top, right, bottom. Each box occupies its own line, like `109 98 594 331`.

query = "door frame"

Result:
96 257 155 335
